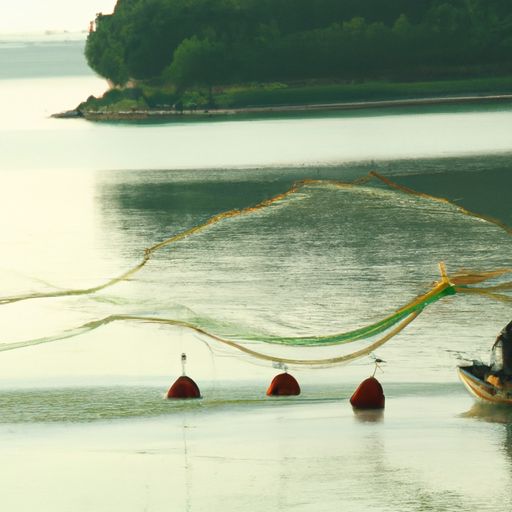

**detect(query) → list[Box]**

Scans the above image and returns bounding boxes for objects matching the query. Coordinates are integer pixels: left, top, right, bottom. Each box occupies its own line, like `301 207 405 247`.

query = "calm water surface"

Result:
1 39 512 511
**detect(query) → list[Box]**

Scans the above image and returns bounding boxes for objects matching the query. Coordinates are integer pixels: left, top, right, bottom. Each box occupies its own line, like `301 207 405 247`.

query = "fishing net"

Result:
1 172 511 367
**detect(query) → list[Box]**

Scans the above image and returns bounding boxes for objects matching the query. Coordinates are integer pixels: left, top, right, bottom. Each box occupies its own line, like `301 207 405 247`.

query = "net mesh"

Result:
1 172 511 367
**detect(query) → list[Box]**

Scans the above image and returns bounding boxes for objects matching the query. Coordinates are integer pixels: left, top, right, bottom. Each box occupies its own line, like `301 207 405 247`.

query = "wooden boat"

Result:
458 362 512 405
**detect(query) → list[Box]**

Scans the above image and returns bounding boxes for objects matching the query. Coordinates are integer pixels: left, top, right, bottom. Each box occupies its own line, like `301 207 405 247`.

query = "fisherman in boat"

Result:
487 320 512 388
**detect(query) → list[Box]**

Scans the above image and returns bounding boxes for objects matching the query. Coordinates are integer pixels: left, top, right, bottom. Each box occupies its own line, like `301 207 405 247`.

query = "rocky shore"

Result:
53 93 512 122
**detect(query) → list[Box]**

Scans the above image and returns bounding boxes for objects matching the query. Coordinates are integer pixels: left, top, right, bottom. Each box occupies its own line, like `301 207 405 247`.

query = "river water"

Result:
1 37 512 511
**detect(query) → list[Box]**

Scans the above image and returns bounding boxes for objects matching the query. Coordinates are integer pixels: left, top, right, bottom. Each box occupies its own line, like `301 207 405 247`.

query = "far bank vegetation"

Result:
83 0 512 112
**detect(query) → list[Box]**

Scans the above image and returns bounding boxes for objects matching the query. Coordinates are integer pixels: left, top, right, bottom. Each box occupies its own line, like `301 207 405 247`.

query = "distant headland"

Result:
57 0 512 121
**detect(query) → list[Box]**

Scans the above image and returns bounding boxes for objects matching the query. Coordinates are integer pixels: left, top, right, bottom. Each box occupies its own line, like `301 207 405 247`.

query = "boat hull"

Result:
458 365 512 405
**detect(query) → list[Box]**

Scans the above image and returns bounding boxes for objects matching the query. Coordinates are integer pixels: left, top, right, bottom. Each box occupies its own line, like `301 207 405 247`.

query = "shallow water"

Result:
1 39 512 511
1 385 511 512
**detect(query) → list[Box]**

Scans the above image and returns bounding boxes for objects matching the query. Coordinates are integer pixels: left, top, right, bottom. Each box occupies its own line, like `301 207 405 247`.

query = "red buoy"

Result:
166 375 201 399
350 376 385 409
166 353 201 399
266 372 301 396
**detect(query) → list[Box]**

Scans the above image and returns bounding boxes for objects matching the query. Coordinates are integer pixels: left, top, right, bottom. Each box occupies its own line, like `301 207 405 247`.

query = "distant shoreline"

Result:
54 93 512 122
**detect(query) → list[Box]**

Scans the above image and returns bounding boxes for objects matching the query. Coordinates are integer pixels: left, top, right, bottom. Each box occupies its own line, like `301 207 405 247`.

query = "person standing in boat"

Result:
490 320 512 377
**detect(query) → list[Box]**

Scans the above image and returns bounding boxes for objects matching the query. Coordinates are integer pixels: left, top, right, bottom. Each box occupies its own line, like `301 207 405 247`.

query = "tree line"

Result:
85 0 512 91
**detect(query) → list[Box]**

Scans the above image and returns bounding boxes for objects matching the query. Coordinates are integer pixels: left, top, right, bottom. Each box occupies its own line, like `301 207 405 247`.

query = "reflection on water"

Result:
462 402 512 489
387 156 512 226
352 408 385 423
505 424 512 470
1 385 512 511
462 402 512 424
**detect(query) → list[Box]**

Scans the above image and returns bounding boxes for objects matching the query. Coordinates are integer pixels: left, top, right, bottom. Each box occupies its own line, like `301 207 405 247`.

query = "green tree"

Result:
166 36 231 105
86 14 129 85
84 0 512 89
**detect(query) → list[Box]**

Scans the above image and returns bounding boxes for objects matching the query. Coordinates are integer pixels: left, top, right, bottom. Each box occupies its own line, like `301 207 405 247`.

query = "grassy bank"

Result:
215 76 512 108
69 75 512 120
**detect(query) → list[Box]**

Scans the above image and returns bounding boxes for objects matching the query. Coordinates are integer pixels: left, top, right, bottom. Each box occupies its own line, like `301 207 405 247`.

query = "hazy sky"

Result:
0 0 117 34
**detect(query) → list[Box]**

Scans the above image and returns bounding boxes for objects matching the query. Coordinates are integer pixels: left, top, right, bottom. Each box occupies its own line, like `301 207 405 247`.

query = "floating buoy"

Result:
166 353 201 399
167 375 201 399
266 371 301 396
350 376 385 409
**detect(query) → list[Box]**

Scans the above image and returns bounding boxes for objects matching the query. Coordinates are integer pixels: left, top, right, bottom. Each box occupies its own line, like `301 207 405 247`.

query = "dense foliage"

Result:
85 0 512 91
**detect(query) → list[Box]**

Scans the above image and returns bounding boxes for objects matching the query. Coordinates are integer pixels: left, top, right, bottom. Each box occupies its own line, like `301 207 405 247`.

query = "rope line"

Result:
1 173 512 365
1 173 511 307
0 310 422 366
0 263 509 365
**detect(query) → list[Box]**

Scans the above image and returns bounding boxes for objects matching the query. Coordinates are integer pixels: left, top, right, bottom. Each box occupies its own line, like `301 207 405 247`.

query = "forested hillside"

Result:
86 0 512 88
81 0 512 115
